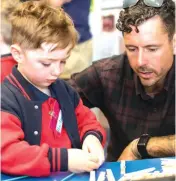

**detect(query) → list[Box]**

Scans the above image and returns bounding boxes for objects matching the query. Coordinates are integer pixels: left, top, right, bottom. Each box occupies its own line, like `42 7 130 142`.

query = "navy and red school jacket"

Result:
1 66 106 177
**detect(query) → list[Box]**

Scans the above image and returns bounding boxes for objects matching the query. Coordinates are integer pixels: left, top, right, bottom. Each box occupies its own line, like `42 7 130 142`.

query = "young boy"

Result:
1 1 106 177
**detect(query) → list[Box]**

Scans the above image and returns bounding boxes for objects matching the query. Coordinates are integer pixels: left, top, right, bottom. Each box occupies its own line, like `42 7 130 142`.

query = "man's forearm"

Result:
146 135 175 157
118 135 175 161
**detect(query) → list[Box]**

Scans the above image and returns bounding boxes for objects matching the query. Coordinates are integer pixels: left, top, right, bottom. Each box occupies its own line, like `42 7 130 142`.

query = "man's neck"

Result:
145 87 163 98
144 77 166 97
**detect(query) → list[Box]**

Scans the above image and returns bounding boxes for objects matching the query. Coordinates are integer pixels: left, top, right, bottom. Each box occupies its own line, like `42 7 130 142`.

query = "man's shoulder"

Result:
93 54 129 71
92 54 132 79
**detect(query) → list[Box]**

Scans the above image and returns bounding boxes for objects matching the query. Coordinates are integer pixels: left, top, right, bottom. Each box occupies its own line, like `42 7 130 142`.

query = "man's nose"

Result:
137 50 147 67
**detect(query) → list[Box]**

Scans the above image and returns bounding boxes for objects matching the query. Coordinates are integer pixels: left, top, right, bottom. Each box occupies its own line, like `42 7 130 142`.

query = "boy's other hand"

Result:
82 135 105 166
68 149 99 173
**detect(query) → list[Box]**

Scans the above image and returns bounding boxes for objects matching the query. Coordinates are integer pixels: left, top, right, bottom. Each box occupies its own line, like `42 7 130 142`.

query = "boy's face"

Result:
48 0 72 7
13 43 71 89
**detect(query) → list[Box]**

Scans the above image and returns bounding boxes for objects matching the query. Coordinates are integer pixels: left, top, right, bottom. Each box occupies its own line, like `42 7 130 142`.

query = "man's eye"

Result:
148 48 158 52
42 63 50 67
128 48 136 52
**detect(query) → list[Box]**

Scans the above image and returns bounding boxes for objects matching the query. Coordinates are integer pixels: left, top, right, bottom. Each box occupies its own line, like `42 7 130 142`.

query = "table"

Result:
1 158 175 181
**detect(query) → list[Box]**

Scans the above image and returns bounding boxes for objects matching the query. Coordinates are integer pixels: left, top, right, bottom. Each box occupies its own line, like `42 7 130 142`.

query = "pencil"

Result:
60 173 76 181
3 175 28 181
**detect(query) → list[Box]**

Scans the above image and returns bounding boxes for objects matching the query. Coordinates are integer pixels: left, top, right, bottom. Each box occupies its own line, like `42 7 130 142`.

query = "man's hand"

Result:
82 135 105 166
118 139 141 161
68 149 99 173
118 135 175 161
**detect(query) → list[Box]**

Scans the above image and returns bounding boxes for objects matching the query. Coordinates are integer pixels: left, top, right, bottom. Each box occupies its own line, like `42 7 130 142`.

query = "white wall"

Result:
89 0 125 61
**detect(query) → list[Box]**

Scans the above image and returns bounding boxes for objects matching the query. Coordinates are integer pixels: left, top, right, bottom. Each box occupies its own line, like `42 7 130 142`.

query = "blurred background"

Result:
90 0 125 61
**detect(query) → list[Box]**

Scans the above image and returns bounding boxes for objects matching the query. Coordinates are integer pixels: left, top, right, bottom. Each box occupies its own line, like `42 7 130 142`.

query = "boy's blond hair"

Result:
9 1 78 50
1 0 20 45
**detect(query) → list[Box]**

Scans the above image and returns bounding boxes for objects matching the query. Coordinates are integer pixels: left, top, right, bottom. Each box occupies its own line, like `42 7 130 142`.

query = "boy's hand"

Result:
82 135 105 166
68 149 99 173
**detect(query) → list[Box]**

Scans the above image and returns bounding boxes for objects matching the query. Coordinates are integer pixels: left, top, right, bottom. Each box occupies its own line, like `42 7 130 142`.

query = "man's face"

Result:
124 16 174 89
18 43 71 89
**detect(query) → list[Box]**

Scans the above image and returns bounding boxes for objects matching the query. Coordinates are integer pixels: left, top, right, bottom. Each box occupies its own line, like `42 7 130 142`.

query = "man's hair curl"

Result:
116 0 175 40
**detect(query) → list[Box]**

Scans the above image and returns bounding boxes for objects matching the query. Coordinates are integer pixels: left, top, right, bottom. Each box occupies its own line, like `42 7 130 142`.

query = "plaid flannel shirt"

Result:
68 54 175 161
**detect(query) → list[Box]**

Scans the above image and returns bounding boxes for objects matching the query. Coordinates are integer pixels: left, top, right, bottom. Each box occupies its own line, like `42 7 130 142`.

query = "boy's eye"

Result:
60 61 66 65
42 63 50 67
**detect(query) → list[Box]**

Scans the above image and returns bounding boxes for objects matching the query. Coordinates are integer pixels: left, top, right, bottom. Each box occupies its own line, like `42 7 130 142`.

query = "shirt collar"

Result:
163 59 175 91
134 74 151 100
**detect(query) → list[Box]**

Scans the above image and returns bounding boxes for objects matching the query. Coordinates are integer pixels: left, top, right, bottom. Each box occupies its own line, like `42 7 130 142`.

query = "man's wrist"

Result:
131 138 141 159
137 134 153 159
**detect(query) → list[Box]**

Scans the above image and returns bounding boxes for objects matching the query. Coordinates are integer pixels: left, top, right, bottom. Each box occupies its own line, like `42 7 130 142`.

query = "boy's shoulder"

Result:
55 78 79 95
1 79 23 104
1 80 23 117
1 80 17 100
54 78 80 106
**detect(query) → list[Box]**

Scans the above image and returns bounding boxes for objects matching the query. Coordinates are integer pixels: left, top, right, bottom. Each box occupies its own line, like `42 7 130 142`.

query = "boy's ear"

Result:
11 44 24 63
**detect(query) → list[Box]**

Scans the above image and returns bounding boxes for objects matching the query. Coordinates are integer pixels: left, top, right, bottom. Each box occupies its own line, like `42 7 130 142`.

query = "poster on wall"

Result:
91 0 125 61
102 15 115 32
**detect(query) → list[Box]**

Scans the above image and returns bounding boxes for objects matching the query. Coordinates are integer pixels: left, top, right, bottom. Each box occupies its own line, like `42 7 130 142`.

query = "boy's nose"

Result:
51 64 60 77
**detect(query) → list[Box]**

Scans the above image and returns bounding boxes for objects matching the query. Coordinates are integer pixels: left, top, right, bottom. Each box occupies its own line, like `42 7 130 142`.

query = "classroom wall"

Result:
89 0 125 61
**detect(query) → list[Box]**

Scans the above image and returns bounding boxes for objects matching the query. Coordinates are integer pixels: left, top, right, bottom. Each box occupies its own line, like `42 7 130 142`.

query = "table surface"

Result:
1 157 175 181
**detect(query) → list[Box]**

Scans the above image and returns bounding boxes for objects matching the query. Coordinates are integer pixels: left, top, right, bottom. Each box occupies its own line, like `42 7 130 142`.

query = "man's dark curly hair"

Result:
116 0 175 41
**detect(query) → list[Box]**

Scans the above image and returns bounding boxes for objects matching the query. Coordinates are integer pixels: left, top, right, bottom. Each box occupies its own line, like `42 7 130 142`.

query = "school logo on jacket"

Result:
49 99 63 134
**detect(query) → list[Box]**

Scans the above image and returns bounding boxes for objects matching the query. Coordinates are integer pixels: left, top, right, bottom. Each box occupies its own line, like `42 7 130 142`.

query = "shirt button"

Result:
153 108 157 112
34 105 38 109
34 131 38 135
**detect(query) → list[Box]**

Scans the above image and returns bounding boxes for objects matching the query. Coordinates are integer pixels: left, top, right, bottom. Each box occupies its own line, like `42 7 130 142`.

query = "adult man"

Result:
68 0 175 161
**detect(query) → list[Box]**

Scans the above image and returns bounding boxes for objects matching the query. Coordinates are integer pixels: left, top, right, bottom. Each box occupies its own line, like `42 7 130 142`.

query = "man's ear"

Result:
11 44 24 63
173 33 176 55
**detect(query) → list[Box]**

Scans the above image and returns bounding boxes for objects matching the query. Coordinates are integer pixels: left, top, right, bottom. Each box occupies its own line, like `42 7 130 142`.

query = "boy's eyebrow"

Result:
47 54 70 61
